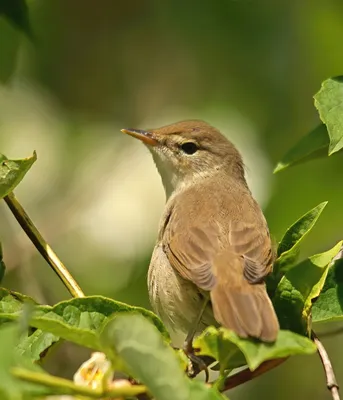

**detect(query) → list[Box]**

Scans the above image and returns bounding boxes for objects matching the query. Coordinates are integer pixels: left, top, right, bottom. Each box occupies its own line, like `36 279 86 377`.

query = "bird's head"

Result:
122 120 245 197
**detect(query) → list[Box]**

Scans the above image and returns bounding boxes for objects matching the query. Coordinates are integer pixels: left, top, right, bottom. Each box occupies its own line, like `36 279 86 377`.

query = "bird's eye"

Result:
180 142 198 155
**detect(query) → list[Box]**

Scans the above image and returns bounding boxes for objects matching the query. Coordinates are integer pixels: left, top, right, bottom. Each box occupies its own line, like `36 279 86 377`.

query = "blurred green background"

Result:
1 0 343 398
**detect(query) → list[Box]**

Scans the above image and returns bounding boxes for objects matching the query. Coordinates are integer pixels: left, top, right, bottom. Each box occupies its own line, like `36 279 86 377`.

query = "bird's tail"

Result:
210 277 279 342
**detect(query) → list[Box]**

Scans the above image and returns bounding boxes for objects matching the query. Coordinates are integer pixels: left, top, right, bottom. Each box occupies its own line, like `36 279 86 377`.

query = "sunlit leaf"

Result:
274 124 329 173
0 152 37 198
312 257 343 323
314 76 343 155
0 288 37 316
273 241 343 334
0 292 169 351
194 327 316 372
102 314 226 400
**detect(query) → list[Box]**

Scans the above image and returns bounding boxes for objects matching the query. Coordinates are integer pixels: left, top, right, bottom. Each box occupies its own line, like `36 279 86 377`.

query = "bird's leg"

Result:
184 296 209 351
183 295 210 381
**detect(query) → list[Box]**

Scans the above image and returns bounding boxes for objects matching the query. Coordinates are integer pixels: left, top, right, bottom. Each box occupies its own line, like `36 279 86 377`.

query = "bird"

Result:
121 120 279 356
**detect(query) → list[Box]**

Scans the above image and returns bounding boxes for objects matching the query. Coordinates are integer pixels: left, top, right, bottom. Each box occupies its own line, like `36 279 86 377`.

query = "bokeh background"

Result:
1 0 343 398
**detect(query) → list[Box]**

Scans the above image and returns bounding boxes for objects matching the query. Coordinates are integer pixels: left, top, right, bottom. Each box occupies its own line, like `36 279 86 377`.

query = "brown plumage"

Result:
122 120 279 342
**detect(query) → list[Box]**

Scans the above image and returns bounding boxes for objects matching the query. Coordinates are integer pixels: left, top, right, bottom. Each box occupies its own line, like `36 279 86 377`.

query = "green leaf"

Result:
102 314 225 400
0 243 6 283
0 152 37 199
0 288 37 316
17 330 59 362
274 124 329 173
314 76 343 155
273 241 343 333
277 202 328 257
0 325 22 398
193 326 245 372
0 292 169 350
0 324 53 399
275 202 327 271
312 257 343 323
0 288 58 362
274 77 343 172
194 327 316 372
267 202 327 295
0 0 32 38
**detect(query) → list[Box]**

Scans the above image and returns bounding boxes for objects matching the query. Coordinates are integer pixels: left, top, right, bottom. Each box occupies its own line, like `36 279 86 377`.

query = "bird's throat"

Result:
150 150 179 199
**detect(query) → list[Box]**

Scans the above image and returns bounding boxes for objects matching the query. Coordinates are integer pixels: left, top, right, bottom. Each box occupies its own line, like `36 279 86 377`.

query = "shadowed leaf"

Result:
277 202 327 257
274 124 329 173
275 202 327 271
267 203 327 294
312 257 343 323
275 76 343 172
273 241 343 333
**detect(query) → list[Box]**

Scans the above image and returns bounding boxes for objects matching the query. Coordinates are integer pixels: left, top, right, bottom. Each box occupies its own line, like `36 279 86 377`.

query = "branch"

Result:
4 192 84 298
221 357 287 391
312 331 340 400
11 367 146 398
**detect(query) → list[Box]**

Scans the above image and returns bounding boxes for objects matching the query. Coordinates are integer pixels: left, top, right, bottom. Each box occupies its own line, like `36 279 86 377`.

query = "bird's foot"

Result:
183 340 209 382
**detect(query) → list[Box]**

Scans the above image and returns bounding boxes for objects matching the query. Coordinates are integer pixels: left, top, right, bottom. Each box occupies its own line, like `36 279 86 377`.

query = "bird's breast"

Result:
148 243 215 334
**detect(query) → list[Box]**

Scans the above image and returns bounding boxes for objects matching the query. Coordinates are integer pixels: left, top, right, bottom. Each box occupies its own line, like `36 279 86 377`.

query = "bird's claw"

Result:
183 341 209 382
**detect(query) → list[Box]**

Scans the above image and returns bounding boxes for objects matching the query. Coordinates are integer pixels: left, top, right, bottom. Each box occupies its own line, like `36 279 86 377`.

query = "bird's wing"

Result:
229 220 274 283
163 196 273 290
164 216 220 291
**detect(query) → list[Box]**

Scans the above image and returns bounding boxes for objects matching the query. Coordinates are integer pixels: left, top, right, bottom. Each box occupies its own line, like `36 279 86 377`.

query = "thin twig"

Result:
4 192 84 298
221 357 287 391
312 331 340 400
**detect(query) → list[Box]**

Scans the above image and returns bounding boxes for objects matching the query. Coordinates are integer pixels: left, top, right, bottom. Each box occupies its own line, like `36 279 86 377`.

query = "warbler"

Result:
122 120 279 351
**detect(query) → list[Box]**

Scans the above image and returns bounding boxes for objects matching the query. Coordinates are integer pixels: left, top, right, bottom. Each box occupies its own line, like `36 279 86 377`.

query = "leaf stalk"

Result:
11 367 146 398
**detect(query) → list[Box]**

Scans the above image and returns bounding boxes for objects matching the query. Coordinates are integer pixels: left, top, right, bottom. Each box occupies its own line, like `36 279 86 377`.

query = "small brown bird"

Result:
122 120 279 350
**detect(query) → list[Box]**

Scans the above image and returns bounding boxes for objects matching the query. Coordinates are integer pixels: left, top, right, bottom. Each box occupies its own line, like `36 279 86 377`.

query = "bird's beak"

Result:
121 128 158 146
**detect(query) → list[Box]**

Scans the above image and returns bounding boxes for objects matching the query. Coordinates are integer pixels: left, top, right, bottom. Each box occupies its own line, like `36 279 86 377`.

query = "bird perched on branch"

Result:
122 120 279 369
